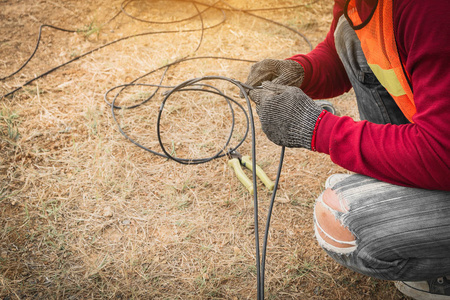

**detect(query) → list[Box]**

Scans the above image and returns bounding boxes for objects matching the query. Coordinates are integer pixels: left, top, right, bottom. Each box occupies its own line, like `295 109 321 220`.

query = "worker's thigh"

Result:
334 15 410 125
315 174 450 281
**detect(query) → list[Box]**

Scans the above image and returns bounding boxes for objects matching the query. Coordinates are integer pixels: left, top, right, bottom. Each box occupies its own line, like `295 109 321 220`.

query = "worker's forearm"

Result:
314 112 450 191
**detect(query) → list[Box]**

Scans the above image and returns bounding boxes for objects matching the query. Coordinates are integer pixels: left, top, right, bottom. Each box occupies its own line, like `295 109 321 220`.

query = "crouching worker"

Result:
243 0 450 299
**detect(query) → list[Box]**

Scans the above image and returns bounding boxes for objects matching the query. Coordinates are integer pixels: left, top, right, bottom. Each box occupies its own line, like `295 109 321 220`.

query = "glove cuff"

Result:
287 103 324 149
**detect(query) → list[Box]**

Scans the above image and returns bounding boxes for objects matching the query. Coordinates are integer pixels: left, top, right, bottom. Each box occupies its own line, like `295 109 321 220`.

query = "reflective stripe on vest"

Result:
344 0 416 122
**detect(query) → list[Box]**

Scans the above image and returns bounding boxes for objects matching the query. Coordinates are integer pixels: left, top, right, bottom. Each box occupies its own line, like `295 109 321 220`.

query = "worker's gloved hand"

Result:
244 59 305 88
249 82 323 149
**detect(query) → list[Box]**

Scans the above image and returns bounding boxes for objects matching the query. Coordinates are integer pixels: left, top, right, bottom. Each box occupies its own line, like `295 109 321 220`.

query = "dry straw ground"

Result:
1 0 409 299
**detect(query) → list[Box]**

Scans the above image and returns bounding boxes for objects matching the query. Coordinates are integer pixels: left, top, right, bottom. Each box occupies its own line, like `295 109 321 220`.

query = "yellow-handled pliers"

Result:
227 150 275 194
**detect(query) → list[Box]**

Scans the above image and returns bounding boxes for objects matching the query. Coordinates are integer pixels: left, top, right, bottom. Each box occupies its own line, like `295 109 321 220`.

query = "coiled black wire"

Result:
162 78 284 300
104 77 250 163
118 75 285 300
105 74 285 300
0 1 316 298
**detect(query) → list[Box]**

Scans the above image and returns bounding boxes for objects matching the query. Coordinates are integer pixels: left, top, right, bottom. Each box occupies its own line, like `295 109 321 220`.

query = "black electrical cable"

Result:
144 75 285 299
105 75 285 299
121 0 218 24
0 0 227 98
105 80 250 163
0 24 77 81
217 0 314 51
261 146 285 299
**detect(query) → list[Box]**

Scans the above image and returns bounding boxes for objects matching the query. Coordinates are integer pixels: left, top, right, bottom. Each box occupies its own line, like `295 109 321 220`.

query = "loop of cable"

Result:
116 74 286 300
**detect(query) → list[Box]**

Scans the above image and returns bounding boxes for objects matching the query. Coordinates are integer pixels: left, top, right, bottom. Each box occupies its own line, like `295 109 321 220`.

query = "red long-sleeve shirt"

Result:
289 0 450 191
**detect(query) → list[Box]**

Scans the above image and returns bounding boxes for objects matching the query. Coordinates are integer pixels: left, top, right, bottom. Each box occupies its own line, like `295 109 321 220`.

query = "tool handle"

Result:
228 158 254 194
241 156 275 191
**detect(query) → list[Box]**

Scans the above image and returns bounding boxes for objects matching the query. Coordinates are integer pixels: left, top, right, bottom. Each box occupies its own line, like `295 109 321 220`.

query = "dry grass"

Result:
1 0 409 299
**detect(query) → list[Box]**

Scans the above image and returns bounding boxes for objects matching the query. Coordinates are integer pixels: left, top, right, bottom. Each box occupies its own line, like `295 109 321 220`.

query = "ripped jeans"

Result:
314 16 450 281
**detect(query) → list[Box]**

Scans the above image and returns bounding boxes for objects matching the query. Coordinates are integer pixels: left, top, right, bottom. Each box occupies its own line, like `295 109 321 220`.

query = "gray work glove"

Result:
245 59 305 88
249 82 323 149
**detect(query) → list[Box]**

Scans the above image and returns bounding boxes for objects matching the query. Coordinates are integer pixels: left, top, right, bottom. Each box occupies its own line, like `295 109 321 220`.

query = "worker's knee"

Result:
314 188 356 253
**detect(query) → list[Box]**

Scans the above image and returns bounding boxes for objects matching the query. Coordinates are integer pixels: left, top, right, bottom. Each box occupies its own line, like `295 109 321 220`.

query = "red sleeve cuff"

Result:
312 111 341 154
311 110 327 151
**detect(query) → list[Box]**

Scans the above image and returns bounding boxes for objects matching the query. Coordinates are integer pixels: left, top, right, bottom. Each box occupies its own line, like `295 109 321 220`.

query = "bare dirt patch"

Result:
1 0 407 299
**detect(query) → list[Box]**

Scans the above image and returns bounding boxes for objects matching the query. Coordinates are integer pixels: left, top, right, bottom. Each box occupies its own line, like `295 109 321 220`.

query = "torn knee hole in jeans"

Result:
314 192 357 254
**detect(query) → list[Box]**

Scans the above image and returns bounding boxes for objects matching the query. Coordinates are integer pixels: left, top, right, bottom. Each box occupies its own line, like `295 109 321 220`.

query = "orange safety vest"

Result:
344 0 416 122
